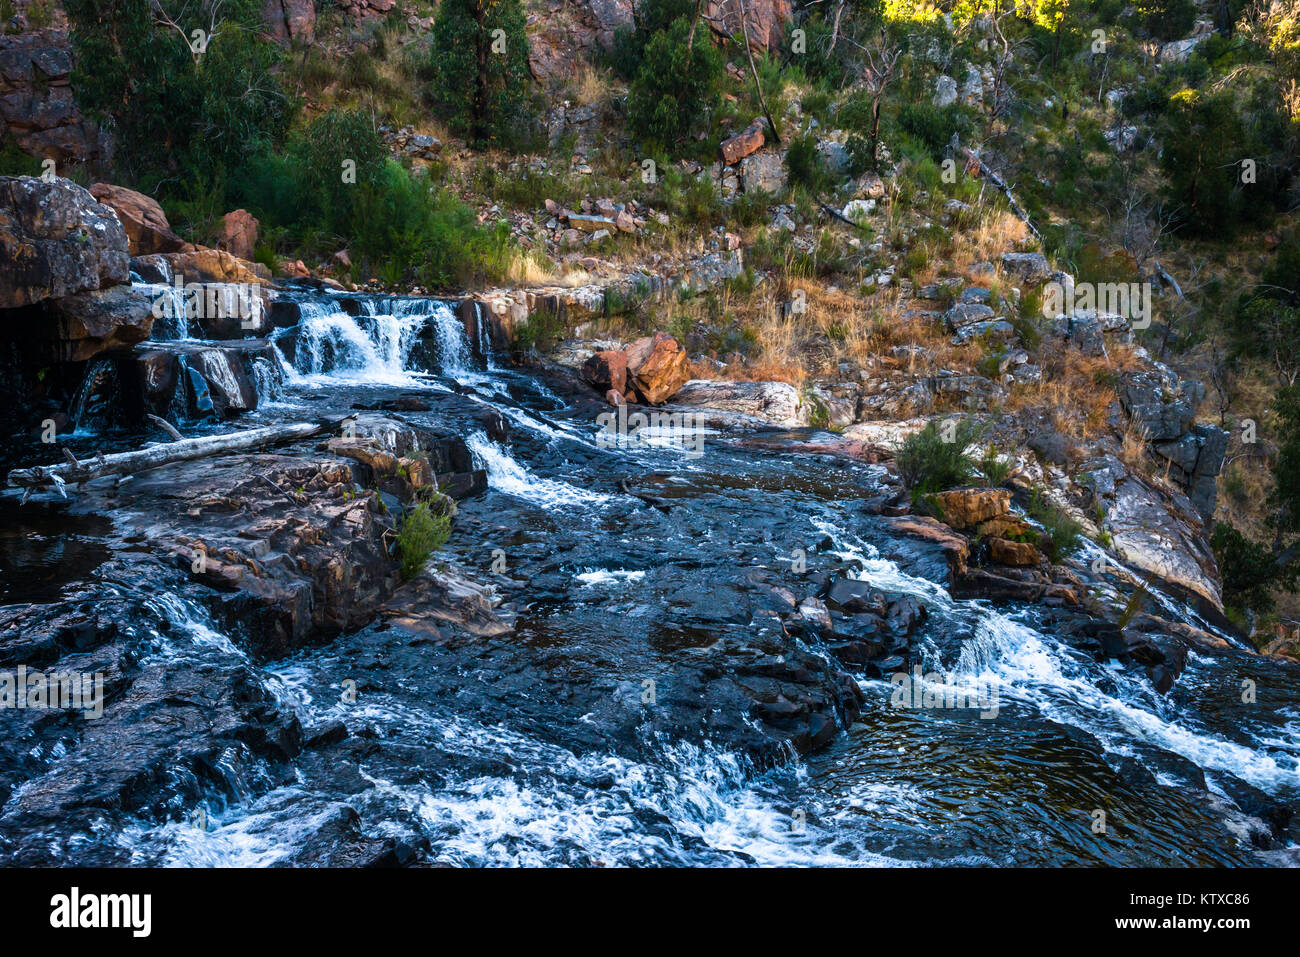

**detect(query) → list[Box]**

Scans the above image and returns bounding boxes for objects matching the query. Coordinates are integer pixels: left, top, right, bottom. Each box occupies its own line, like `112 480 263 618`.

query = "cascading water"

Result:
136 282 189 340
9 284 1298 869
275 297 477 384
68 358 120 432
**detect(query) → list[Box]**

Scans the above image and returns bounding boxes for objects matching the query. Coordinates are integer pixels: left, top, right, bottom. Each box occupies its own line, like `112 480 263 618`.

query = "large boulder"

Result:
1106 476 1222 609
41 284 156 362
1119 368 1198 442
624 332 690 404
0 175 129 309
740 152 786 194
721 120 765 165
262 0 316 44
671 379 808 427
580 349 628 398
931 488 1011 529
217 208 259 261
1000 252 1052 285
89 183 188 255
161 248 271 285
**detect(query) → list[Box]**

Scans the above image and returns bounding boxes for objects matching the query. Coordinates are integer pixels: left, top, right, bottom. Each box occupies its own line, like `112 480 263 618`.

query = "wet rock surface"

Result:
0 289 1294 867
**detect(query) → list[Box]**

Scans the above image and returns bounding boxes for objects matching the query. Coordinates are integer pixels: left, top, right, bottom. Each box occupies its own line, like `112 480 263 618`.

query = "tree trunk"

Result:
736 0 780 144
475 4 490 142
7 420 342 492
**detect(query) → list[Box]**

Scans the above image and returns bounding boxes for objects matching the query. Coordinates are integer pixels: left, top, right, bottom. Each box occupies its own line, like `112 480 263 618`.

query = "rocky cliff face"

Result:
0 3 106 165
526 0 792 82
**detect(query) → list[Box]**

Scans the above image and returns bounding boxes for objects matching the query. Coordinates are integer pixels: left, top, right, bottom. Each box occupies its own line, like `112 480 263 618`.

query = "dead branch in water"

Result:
7 419 346 494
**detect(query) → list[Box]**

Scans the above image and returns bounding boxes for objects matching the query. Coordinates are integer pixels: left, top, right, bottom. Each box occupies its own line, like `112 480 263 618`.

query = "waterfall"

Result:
248 356 283 405
69 358 120 432
278 297 478 383
138 282 189 340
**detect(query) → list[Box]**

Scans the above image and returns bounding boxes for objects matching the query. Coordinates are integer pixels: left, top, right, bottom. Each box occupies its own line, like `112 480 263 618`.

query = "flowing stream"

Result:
2 290 1297 867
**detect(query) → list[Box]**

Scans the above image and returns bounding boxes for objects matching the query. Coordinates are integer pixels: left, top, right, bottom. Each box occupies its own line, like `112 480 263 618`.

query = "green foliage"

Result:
894 102 971 161
1025 488 1083 563
611 0 695 79
895 419 984 493
626 17 724 152
0 136 44 176
428 0 535 148
286 109 388 233
511 309 567 352
352 162 512 289
1129 0 1196 43
979 448 1013 487
1159 86 1293 236
63 0 288 202
1211 522 1293 614
783 134 834 194
395 501 451 580
645 166 724 226
234 111 506 290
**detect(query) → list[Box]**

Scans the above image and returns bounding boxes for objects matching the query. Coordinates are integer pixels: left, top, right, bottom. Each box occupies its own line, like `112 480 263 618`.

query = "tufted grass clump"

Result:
1025 488 1083 564
895 419 985 494
395 501 451 580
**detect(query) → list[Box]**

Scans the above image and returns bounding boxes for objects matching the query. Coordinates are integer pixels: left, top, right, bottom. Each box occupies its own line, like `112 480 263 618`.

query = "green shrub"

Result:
349 162 511 289
1130 0 1197 42
784 134 834 194
1159 86 1289 236
428 0 535 148
286 109 388 233
395 501 451 580
895 419 984 493
610 0 695 79
1210 522 1298 615
895 103 970 161
511 309 567 352
626 17 723 152
1025 488 1083 564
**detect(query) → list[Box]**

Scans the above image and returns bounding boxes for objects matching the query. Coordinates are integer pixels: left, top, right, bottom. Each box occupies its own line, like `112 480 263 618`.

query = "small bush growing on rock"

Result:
512 309 567 353
784 134 835 195
979 448 1013 487
396 501 451 581
1025 488 1083 564
895 103 971 162
895 419 984 493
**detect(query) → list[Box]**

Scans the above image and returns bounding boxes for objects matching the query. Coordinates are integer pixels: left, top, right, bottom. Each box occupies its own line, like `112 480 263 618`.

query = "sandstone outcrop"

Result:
0 175 129 309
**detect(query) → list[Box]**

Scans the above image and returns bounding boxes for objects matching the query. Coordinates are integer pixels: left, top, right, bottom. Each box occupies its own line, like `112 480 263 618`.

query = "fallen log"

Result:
7 418 344 492
959 147 1041 240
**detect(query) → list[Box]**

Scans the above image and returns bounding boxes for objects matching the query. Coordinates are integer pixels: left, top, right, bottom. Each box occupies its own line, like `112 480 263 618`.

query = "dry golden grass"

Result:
1118 419 1150 469
567 61 616 108
1005 344 1142 441
501 247 558 284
